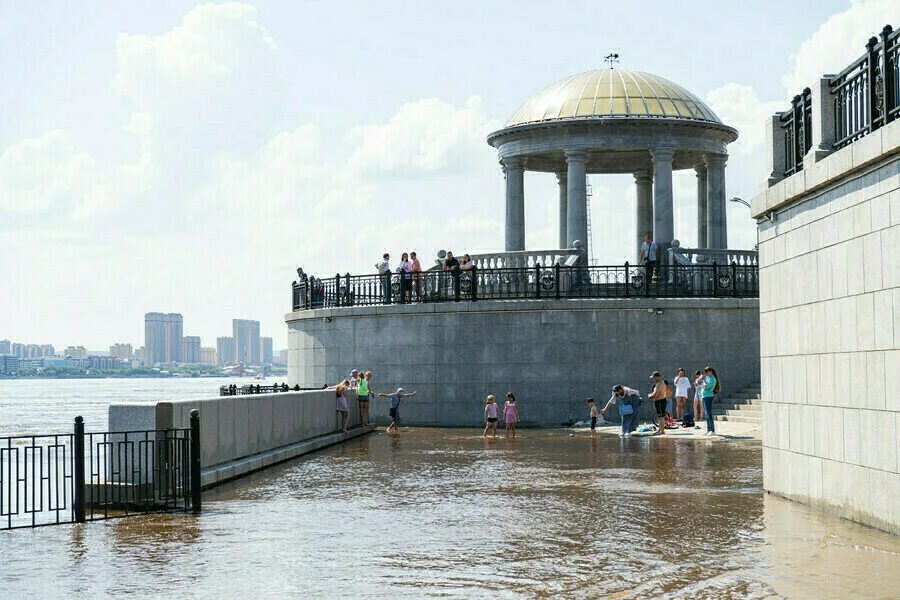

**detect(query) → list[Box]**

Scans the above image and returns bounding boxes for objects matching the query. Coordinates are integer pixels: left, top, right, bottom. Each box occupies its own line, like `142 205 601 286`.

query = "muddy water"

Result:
1 429 897 599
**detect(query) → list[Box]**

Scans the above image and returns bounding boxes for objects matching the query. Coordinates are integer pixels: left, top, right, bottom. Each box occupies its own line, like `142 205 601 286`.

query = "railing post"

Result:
189 409 201 513
345 273 351 306
453 270 460 302
712 261 719 297
866 36 879 131
334 273 341 307
624 262 630 298
881 25 896 125
732 261 738 297
535 263 541 299
73 416 86 523
555 263 561 300
471 265 478 302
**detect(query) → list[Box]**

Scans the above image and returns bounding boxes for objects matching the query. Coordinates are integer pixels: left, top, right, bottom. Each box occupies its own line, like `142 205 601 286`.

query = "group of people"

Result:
333 369 416 433
593 366 721 437
375 250 475 303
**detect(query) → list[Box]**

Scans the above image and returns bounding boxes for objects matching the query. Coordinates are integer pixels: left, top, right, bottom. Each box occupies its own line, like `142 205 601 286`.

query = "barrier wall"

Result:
753 119 900 534
109 388 370 487
286 297 760 427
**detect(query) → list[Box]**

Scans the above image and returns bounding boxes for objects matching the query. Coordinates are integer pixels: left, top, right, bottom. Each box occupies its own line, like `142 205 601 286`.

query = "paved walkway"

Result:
583 419 761 441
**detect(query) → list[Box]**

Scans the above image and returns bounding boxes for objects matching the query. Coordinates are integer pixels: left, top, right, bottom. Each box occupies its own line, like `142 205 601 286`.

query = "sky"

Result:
1 0 896 350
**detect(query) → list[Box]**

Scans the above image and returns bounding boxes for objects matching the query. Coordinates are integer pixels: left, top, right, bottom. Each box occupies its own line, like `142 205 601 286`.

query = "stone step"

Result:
713 407 760 417
713 414 760 424
715 397 759 406
713 404 761 414
713 406 762 419
741 387 761 394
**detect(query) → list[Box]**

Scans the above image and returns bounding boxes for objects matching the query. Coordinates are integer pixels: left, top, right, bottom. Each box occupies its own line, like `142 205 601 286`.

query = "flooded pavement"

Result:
1 429 897 599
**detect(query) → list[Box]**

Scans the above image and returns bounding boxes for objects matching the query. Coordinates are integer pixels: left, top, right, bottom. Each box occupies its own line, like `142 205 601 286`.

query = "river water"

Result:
1 380 898 598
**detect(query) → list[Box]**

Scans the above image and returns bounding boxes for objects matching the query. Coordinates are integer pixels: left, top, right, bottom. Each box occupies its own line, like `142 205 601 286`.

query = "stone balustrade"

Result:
436 248 582 270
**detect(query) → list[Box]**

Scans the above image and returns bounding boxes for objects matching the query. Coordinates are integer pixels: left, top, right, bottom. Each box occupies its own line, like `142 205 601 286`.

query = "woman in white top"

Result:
673 368 690 420
398 252 413 302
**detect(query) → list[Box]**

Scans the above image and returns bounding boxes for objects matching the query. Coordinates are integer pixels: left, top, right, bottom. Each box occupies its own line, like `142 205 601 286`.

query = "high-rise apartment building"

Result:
12 343 25 358
261 337 273 364
64 345 87 359
182 336 201 364
40 344 55 357
0 340 10 354
144 313 183 364
109 343 133 360
134 346 145 365
216 337 234 365
25 344 41 358
232 319 260 365
200 347 217 366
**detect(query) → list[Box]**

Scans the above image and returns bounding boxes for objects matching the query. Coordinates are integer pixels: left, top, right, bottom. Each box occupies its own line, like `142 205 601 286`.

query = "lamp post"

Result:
729 196 751 209
729 197 759 252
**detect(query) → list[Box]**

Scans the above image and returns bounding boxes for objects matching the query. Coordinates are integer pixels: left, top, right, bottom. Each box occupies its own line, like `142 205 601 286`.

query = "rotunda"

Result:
487 68 738 257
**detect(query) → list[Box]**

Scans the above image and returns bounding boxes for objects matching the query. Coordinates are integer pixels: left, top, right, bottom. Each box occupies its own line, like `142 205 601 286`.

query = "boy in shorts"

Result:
587 397 599 438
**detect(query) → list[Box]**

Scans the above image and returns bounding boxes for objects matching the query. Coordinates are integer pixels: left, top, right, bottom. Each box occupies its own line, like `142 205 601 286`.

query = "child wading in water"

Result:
587 397 599 438
378 387 416 433
483 395 499 438
503 393 519 439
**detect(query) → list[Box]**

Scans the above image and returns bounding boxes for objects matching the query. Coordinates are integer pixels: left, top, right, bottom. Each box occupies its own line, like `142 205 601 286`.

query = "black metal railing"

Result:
1 413 200 530
780 87 812 176
831 24 898 150
218 383 326 396
291 262 759 311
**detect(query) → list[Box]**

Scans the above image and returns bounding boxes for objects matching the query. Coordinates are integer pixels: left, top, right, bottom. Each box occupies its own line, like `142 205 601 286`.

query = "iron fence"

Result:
780 88 812 176
831 24 898 150
291 262 759 311
219 383 326 396
1 413 200 530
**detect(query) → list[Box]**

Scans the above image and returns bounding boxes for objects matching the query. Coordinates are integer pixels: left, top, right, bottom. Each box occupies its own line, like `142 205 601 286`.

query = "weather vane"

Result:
604 52 620 68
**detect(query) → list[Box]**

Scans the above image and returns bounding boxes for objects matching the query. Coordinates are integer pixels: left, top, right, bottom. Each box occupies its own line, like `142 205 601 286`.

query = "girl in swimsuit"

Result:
503 392 519 439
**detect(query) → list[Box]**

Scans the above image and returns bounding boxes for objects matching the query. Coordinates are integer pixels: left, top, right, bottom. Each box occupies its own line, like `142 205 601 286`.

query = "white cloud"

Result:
346 96 501 177
783 0 898 95
0 130 96 213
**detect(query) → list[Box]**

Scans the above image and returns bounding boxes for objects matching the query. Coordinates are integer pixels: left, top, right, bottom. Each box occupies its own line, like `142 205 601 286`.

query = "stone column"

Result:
634 170 653 261
556 171 568 249
695 163 708 248
503 156 525 251
804 76 836 168
705 154 728 249
764 114 786 187
650 146 675 256
565 150 588 250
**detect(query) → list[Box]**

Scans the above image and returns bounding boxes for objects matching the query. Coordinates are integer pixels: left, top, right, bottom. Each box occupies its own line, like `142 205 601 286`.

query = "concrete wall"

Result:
752 119 900 534
285 297 760 427
109 389 366 487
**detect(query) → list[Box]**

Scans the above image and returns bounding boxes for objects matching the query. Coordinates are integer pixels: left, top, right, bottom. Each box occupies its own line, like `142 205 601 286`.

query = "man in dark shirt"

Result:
442 251 460 271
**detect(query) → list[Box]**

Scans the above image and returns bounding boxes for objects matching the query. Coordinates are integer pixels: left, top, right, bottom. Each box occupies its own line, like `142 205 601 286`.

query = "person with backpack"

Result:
701 366 719 435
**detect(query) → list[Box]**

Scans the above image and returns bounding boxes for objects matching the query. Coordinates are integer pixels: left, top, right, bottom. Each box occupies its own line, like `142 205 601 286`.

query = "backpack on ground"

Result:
681 414 695 428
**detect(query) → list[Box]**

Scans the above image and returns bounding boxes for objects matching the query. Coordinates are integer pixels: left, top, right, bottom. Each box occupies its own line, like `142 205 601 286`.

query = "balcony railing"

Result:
291 262 759 311
780 88 812 176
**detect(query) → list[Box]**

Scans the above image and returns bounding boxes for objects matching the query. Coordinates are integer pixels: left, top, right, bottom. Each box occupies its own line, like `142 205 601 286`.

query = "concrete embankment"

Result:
110 388 372 488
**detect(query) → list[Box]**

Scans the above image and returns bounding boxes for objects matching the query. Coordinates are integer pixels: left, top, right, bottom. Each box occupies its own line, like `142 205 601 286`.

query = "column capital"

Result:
703 153 727 167
556 171 568 184
650 145 676 162
501 156 525 171
633 170 652 183
693 163 707 177
564 148 587 163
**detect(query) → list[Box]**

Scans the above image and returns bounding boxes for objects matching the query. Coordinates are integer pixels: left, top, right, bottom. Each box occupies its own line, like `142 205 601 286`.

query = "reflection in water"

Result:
1 429 898 599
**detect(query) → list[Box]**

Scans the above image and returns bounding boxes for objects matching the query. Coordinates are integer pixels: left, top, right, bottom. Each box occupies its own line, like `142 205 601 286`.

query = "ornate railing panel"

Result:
669 247 759 267
831 25 898 150
780 88 812 176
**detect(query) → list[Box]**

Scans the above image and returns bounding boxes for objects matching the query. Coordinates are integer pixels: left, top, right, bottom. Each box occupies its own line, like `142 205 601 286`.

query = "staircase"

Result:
712 385 761 426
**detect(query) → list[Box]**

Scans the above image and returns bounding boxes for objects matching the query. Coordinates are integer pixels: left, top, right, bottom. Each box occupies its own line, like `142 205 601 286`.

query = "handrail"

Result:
291 261 759 311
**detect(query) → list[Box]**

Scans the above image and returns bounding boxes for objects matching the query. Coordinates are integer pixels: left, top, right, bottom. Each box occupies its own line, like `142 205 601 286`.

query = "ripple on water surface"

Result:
1 428 898 599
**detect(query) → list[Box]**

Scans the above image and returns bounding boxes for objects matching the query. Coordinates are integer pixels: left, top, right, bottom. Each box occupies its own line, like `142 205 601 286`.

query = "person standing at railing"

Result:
357 371 370 426
640 232 658 281
376 253 391 304
398 252 413 303
411 251 423 301
460 253 475 298
336 379 351 433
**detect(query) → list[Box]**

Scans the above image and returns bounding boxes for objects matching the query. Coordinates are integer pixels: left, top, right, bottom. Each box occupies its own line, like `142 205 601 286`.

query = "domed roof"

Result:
505 69 721 127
